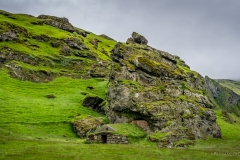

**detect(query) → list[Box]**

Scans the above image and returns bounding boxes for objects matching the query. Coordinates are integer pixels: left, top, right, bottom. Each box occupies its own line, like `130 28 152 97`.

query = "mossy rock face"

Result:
107 32 221 147
38 14 75 32
72 116 105 138
82 95 105 114
131 32 148 45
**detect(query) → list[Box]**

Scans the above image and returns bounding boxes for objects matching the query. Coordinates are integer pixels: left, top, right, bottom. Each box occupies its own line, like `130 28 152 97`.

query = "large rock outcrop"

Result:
38 15 75 32
106 33 221 147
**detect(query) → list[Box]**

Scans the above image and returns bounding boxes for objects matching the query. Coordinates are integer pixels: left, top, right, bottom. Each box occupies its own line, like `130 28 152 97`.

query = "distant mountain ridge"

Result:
205 77 240 116
216 79 240 95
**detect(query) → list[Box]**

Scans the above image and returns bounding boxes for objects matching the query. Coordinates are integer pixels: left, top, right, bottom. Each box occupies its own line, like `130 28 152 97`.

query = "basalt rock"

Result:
64 38 88 50
0 31 17 41
32 35 50 42
38 14 75 32
82 95 105 114
106 33 221 147
0 48 40 66
129 32 148 45
75 29 90 37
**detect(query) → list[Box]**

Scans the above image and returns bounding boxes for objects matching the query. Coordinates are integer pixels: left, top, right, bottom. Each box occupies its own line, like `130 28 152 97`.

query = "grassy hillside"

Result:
0 10 116 82
205 77 240 116
1 104 240 159
216 79 240 95
0 68 107 140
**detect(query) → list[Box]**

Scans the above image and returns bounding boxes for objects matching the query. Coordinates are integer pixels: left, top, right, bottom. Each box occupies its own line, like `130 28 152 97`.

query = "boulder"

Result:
32 35 49 42
60 45 71 56
64 38 88 50
0 31 17 41
72 116 104 138
131 32 148 45
38 14 75 32
75 29 89 37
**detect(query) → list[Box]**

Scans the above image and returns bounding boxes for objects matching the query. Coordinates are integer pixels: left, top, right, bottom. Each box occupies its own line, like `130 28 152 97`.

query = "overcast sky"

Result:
0 0 240 79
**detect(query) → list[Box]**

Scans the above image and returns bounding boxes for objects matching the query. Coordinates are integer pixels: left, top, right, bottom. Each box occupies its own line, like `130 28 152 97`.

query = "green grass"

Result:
0 13 71 39
216 79 240 95
177 59 199 78
0 12 114 78
84 32 117 61
149 131 172 141
109 123 147 142
0 68 107 140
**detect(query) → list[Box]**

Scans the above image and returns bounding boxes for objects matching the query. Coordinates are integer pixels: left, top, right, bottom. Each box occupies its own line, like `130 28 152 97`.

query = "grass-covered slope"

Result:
0 68 107 140
216 79 240 95
0 10 117 82
205 77 240 116
1 108 240 160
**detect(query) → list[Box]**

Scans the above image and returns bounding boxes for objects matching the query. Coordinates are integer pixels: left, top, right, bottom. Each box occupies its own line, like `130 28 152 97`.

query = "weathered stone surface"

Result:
60 45 71 56
38 14 75 32
0 57 6 63
5 62 56 82
0 22 28 39
0 31 17 41
32 35 49 42
82 95 105 114
72 116 104 138
131 32 148 45
87 134 128 144
106 35 221 147
0 48 39 66
75 29 90 37
90 39 100 49
64 38 88 50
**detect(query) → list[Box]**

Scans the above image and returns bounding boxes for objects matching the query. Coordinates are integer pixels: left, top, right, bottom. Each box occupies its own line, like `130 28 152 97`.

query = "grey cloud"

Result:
0 0 240 79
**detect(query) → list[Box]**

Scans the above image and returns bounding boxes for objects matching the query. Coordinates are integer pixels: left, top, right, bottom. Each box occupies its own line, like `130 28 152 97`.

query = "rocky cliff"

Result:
106 33 221 147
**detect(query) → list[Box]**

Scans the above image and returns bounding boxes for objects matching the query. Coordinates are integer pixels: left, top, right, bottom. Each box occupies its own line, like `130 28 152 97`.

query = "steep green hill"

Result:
0 10 116 82
205 77 240 116
216 79 240 95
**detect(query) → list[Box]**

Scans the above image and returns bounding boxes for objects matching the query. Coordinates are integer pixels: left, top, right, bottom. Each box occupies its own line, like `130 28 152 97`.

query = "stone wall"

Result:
107 134 128 144
86 134 128 144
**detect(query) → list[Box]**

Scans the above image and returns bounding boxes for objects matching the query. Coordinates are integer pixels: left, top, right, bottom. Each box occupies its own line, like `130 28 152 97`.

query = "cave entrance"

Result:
101 135 107 143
